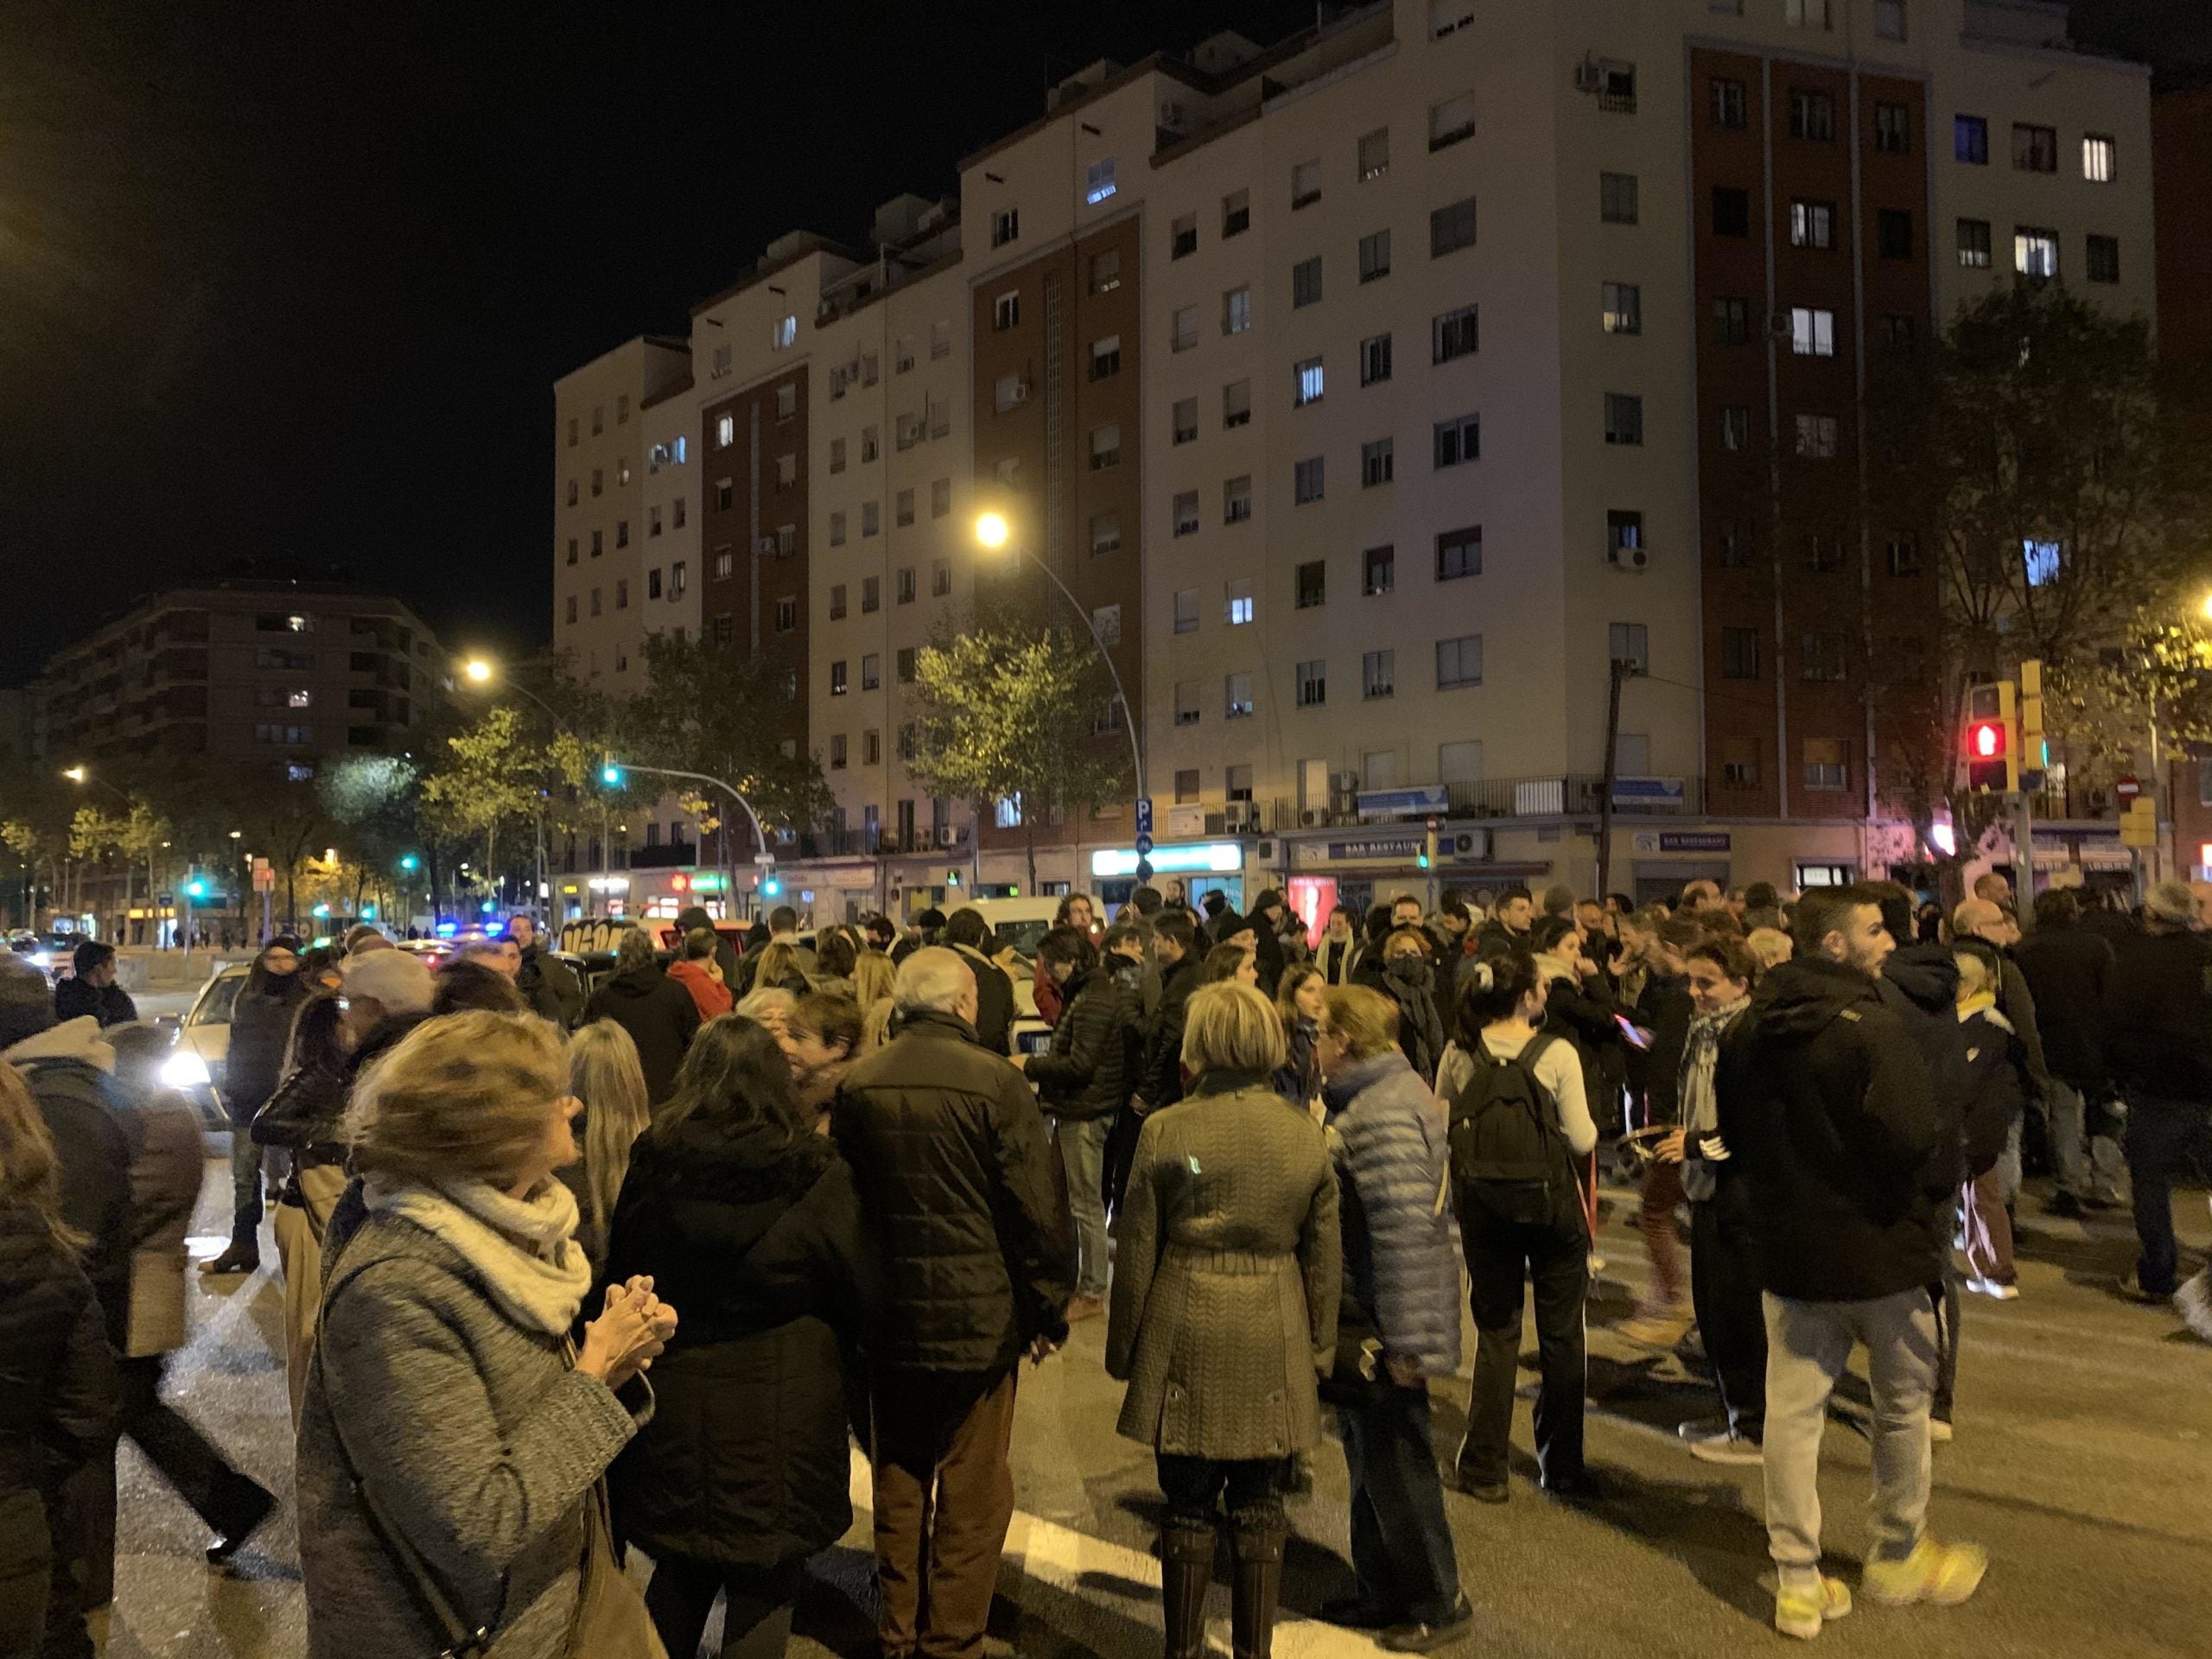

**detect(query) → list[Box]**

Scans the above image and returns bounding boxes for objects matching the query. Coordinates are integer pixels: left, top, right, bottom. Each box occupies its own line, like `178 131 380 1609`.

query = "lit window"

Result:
2024 538 2063 588
1294 356 1325 407
1225 579 1255 626
1791 307 1836 357
1358 128 1389 179
716 413 734 447
2014 226 2059 280
2083 134 2115 183
1084 156 1116 205
771 315 797 350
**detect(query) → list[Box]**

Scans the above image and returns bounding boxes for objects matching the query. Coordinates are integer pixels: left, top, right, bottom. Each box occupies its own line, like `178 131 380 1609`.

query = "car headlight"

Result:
27 951 49 970
161 1049 211 1090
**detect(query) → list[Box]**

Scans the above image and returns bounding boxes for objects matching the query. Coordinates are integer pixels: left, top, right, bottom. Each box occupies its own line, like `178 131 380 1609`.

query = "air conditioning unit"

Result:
1573 54 1603 95
1007 380 1031 405
1299 808 1325 828
756 537 777 556
1610 544 1651 570
1769 308 1796 342
1222 800 1259 833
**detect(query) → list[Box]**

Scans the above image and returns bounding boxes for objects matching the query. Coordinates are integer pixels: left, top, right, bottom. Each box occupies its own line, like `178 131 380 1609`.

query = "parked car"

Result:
159 962 252 1132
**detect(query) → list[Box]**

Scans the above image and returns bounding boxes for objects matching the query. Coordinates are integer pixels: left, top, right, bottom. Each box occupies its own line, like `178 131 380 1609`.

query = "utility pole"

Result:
1595 659 1627 901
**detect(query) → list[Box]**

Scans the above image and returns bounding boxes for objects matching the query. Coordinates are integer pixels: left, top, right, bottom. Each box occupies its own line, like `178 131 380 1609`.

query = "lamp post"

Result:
974 511 1149 880
62 766 137 938
458 656 563 922
601 760 777 918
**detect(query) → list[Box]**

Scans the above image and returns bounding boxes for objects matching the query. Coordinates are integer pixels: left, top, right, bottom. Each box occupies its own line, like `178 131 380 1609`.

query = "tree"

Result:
906 601 1129 893
422 707 551 909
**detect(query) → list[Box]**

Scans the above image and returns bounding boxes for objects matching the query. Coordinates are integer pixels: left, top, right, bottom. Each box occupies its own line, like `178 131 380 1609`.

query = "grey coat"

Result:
296 1211 647 1659
1107 1071 1340 1459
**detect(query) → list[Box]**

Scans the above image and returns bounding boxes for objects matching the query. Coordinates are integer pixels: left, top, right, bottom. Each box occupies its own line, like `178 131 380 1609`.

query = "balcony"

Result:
1445 773 1707 817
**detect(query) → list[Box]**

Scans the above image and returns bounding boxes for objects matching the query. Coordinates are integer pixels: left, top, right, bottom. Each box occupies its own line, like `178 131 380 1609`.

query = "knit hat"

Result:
341 946 435 1015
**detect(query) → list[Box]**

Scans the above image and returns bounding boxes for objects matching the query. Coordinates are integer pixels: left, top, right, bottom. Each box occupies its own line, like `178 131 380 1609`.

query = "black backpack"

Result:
1447 1033 1573 1225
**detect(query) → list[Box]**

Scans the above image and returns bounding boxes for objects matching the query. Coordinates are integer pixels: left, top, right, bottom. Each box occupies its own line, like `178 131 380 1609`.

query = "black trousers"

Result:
644 1554 802 1659
1154 1453 1284 1530
1340 1386 1461 1626
1688 1172 1765 1440
118 1357 251 1530
1457 1200 1587 1487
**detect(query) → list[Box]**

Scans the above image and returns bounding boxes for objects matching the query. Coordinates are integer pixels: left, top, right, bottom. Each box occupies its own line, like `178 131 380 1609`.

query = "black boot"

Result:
1230 1512 1287 1659
1160 1518 1215 1659
204 1472 276 1565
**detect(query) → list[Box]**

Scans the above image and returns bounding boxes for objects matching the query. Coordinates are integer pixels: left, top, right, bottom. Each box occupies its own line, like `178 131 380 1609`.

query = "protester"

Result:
54 943 136 1029
1621 917 1700 1345
458 932 524 981
1353 926 1446 1087
1315 907 1358 985
429 957 531 1016
1273 963 1327 1114
1317 986 1471 1650
677 905 742 988
747 939 814 1001
941 908 1015 1056
583 927 703 1104
736 906 817 997
1475 887 1535 957
891 907 943 968
670 925 737 1022
736 986 798 1046
295 1011 675 1659
1440 955 1599 1502
785 991 861 1133
508 916 583 1026
1108 982 1338 1659
1204 939 1258 986
563 1020 652 1275
849 948 895 1018
0 1065 118 1659
1133 910 1202 1124
1719 889 1984 1639
1954 942 2027 1300
810 929 861 1000
1244 889 1288 996
604 1014 878 1659
205 937 309 1275
2014 887 2121 1217
830 948 1073 1659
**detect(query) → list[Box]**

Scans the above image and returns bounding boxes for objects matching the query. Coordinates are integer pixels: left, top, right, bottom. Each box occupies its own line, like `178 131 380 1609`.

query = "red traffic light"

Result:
1972 721 2003 759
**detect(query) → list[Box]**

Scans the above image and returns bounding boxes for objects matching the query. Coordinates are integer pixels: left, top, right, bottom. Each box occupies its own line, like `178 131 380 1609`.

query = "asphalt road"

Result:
103 1160 2211 1659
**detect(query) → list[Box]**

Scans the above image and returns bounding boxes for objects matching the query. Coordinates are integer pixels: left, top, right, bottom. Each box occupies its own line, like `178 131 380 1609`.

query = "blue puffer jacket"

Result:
1322 1050 1463 1377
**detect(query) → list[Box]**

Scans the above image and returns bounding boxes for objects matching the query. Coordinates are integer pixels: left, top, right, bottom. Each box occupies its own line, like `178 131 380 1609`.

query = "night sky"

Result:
2 0 2202 687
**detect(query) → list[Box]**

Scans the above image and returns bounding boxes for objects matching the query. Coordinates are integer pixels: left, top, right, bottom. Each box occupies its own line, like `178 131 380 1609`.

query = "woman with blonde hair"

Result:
1108 982 1338 1659
565 1021 653 1273
785 992 863 1130
296 1011 676 1659
849 948 895 1015
749 939 811 999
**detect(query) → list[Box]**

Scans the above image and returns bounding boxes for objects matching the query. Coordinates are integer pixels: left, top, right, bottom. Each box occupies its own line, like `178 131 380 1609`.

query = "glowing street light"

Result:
61 766 86 783
974 511 1010 551
464 658 494 683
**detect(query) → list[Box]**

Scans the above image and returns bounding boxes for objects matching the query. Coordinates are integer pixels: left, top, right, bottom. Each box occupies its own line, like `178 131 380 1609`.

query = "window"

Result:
1293 457 1325 504
1359 333 1393 386
1602 281 1641 334
770 314 797 351
1293 356 1325 407
1436 634 1483 690
1174 589 1200 634
671 559 689 594
1172 397 1198 445
1090 334 1122 379
1436 524 1482 581
1875 0 1907 40
1226 673 1256 719
1224 380 1251 428
1170 306 1198 353
1605 392 1643 446
1292 257 1323 308
829 437 846 474
1170 215 1197 260
1957 218 1992 268
830 735 847 772
1712 77 1747 130
1364 544 1395 594
931 478 950 518
1719 737 1760 788
1713 186 1751 236
2012 123 2057 173
932 559 950 597
2015 226 2059 280
1085 156 1116 205
1223 286 1253 334
1878 208 1913 259
614 577 630 609
1090 251 1123 297
715 479 734 510
1803 737 1848 791
1357 127 1390 180
1090 512 1121 557
1786 0 1833 29
1955 114 1988 164
566 537 578 565
673 496 686 528
1429 92 1476 150
773 595 797 632
714 548 734 580
1801 633 1848 681
1609 623 1649 675
897 567 917 603
1791 307 1836 357
1296 561 1326 609
589 588 602 617
1087 607 1123 652
1789 199 1835 250
2087 234 2121 284
647 505 662 539
1790 89 1835 142
993 290 1019 330
990 207 1019 246
861 653 880 691
1222 188 1250 238
860 425 877 461
1885 533 1922 577
1224 475 1253 522
1090 424 1122 469
1875 101 1910 154
777 383 798 419
896 647 917 684
1291 159 1321 209
1806 534 1844 573
1713 296 1751 345
1432 2 1474 38
1174 681 1201 727
1722 627 1760 679
829 583 848 620
861 576 880 613
2083 134 2115 183
896 488 915 527
1595 62 1637 112
930 320 952 360
1295 660 1327 708
1885 312 1917 345
590 467 602 496
1430 196 1478 256
1363 650 1395 700
861 500 880 537
1362 438 1395 486
1794 413 1840 458
566 479 578 506
830 511 846 546
564 595 577 624
1717 520 1750 568
1608 511 1644 559
1600 172 1639 225
1433 413 1479 468
591 528 605 557
1433 304 1478 363
774 452 796 487
1358 228 1392 283
1719 405 1751 450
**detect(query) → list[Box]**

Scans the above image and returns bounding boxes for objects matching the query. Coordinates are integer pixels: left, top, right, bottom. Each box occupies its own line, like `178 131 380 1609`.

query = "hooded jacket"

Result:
54 976 137 1028
950 944 1015 1057
0 1202 118 1499
584 963 702 1104
2013 919 2113 1092
226 965 312 1121
667 958 734 1022
516 944 584 1027
1877 944 1971 1116
1717 957 1958 1303
8 1019 132 1345
1027 963 1139 1124
2102 925 2212 1103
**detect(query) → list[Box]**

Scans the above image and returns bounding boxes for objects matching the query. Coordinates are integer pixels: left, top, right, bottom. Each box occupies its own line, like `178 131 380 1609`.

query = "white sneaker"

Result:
1929 1417 1955 1444
1686 1427 1764 1465
2175 1271 2212 1344
1966 1276 2021 1301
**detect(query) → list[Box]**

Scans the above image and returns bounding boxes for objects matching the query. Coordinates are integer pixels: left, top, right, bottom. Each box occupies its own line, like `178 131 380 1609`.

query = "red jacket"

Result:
1034 955 1065 1027
668 959 734 1021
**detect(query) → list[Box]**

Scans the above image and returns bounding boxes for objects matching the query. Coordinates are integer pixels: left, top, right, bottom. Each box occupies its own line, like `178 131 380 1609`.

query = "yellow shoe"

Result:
1862 1538 1989 1607
1774 1574 1852 1639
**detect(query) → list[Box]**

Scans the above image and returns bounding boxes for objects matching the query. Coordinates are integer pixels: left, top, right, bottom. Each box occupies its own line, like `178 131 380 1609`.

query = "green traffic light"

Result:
399 854 419 872
601 763 623 786
184 879 207 899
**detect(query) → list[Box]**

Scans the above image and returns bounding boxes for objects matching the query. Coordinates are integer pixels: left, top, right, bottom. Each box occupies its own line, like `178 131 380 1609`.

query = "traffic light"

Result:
760 872 783 899
2018 658 2046 787
399 853 419 872
601 760 624 788
945 868 961 888
1964 680 2018 795
183 877 208 900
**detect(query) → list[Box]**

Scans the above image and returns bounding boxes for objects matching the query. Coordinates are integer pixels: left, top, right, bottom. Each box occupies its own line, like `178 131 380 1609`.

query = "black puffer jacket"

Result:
1718 957 1958 1303
1028 966 1138 1123
1632 971 1694 1126
1877 944 1970 1114
517 945 584 1027
1959 1007 2026 1175
0 1203 118 1498
1138 954 1204 1108
225 969 311 1122
2103 925 2212 1103
1351 956 1445 1084
2013 920 2113 1092
54 977 137 1027
831 1011 1073 1371
585 964 702 1104
604 1115 877 1568
950 945 1015 1057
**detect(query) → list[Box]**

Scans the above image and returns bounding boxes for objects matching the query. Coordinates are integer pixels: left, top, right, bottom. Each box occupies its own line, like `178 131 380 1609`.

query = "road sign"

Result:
1134 832 1154 857
252 867 274 893
1135 798 1154 838
2115 776 2142 804
2121 798 2158 848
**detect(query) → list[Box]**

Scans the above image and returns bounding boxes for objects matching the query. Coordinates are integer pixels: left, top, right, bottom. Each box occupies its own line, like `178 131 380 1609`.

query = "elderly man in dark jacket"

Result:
1022 927 1135 1323
2015 886 2121 1216
1719 889 1985 1639
831 947 1074 1659
507 916 583 1027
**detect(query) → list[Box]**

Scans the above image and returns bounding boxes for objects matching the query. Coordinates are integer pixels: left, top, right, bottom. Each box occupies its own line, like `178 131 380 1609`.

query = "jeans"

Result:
2047 1081 2125 1203
1688 1172 1765 1440
226 1130 263 1249
1053 1116 1112 1300
644 1554 802 1659
1340 1385 1462 1626
1457 1201 1587 1488
1761 1288 1937 1584
1154 1454 1283 1529
1637 1159 1688 1313
2124 1095 2212 1295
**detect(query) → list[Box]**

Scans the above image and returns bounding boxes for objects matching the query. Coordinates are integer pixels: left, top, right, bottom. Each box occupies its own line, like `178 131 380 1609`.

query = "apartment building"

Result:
553 0 2153 918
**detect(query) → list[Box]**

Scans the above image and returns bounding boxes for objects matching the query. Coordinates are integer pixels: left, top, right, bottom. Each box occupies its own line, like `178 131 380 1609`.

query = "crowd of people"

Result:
1 862 2207 1656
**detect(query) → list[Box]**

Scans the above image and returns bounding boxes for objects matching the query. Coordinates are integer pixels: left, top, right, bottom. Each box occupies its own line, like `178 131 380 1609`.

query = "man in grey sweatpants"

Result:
1719 887 1989 1640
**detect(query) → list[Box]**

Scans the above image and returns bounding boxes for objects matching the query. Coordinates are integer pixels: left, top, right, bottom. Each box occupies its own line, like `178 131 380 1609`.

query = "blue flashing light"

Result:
434 921 459 938
479 900 496 914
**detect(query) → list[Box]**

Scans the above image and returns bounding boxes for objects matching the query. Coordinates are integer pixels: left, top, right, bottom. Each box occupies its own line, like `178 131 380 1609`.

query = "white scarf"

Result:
364 1173 592 1336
